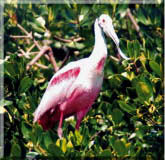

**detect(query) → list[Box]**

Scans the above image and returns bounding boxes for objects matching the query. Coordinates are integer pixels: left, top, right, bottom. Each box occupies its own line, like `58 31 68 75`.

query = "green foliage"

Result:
3 3 164 159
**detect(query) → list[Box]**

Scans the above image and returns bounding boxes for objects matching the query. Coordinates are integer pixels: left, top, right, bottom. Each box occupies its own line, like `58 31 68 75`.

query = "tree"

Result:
3 2 164 159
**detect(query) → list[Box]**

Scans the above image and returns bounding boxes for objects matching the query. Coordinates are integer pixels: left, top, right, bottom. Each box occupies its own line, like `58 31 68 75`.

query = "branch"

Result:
10 35 30 39
109 55 120 62
126 8 142 38
17 23 30 36
26 44 36 56
26 51 39 56
11 23 58 72
11 24 50 61
47 47 59 72
16 24 45 55
26 46 49 70
26 46 59 72
90 131 102 140
34 63 49 69
17 47 48 70
18 47 30 58
54 35 85 43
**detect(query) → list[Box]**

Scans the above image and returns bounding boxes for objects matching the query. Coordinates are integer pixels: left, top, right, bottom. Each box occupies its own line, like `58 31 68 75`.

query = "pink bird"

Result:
33 14 129 138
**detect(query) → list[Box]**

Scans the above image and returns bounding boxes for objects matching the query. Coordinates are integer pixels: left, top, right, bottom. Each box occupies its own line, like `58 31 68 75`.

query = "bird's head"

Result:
98 14 129 60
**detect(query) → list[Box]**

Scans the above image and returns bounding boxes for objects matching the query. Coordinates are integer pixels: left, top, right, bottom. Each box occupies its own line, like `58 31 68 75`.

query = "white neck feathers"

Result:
90 19 107 61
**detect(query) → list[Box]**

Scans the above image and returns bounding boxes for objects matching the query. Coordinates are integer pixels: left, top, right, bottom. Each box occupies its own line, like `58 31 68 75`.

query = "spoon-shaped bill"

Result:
117 46 129 60
103 22 129 60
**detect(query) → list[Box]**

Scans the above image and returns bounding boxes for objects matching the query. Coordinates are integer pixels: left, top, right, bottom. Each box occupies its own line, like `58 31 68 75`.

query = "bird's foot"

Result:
57 128 63 139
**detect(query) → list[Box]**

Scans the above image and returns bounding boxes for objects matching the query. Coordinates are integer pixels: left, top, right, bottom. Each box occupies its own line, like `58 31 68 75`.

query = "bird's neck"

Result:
89 20 107 72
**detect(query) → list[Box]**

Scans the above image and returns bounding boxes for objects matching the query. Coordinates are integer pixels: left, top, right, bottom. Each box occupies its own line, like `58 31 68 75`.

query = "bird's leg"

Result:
76 107 90 130
57 111 64 139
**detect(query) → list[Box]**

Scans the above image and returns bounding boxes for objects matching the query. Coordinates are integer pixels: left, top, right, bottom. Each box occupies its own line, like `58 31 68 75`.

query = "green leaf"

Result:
137 8 148 25
0 99 13 106
149 61 161 77
116 4 128 15
127 40 140 59
4 62 16 79
135 79 153 102
27 93 37 113
18 77 33 94
80 6 89 17
61 138 67 153
99 149 112 158
133 40 140 59
75 130 83 145
44 132 53 149
112 108 124 125
21 122 32 139
66 140 73 149
118 101 136 114
113 140 128 157
136 126 148 139
48 143 64 156
29 20 45 33
127 41 134 58
136 128 144 139
26 152 39 160
108 75 123 89
109 136 116 148
10 143 21 157
30 125 43 145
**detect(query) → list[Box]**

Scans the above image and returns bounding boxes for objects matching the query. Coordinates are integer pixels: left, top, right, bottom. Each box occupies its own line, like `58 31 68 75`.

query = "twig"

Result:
26 46 58 72
26 44 36 56
31 38 50 61
11 24 50 61
26 46 49 70
10 35 30 39
126 8 142 38
47 47 59 72
17 48 48 69
72 37 84 42
59 47 70 69
17 24 30 36
33 39 42 50
54 35 85 43
109 55 120 62
17 24 42 50
26 51 39 56
16 24 48 59
11 23 58 72
34 63 49 69
90 131 102 140
18 47 30 59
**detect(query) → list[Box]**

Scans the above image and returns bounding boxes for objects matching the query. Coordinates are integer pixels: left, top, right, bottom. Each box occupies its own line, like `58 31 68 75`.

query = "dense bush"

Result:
3 2 164 159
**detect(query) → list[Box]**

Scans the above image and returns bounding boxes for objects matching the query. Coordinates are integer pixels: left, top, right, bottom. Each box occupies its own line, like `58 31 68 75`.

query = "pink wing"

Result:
48 67 80 89
33 66 81 129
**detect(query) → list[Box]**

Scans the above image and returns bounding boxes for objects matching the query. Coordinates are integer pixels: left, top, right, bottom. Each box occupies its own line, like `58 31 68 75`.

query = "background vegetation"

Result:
2 2 164 159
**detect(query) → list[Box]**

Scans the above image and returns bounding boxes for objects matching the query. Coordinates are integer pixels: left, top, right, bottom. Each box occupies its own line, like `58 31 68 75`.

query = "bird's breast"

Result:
76 68 104 91
96 57 106 73
59 65 104 116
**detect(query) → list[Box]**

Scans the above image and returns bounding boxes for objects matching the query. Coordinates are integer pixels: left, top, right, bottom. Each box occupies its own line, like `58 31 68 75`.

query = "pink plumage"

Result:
49 67 80 87
37 67 81 130
33 14 128 138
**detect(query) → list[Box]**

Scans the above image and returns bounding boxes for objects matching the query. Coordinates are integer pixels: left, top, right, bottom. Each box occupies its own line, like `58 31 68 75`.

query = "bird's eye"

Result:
102 19 105 23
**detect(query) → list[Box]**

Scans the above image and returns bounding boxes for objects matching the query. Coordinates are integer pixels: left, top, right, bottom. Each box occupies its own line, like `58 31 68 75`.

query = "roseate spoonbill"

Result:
33 14 129 138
